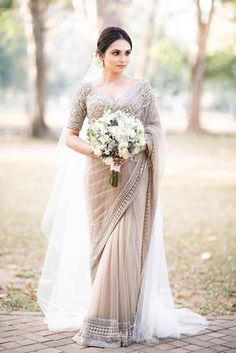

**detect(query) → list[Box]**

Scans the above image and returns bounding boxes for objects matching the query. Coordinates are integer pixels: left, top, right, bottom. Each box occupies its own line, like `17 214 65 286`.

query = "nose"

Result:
119 53 127 63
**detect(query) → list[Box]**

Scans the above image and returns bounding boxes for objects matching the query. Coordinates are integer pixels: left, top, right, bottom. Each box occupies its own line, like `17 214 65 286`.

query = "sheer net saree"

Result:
36 80 208 348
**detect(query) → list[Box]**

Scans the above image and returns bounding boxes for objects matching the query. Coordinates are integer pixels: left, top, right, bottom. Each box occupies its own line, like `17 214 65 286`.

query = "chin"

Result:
116 67 126 71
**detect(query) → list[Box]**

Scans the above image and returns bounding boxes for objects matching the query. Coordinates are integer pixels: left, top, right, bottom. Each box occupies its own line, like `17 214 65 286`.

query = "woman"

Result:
37 27 208 348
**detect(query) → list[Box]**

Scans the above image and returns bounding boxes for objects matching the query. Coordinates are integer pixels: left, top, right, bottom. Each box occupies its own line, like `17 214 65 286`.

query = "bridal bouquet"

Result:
87 107 146 187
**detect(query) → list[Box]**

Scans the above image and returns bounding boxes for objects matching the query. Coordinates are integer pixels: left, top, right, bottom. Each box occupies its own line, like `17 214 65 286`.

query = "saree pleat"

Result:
73 156 150 347
87 152 148 281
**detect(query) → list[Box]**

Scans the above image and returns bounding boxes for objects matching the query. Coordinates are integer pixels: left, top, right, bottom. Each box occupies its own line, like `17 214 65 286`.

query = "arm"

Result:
65 128 99 159
144 83 161 161
65 83 99 159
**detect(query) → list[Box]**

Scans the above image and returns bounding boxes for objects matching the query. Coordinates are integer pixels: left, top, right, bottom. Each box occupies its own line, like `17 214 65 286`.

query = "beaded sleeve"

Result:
143 82 161 162
67 82 88 132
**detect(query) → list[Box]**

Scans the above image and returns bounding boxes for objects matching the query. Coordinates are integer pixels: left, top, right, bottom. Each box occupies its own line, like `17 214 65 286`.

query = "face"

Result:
100 39 132 73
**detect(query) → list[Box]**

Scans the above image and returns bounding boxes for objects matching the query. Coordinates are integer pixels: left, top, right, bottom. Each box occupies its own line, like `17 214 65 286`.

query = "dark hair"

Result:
96 26 132 57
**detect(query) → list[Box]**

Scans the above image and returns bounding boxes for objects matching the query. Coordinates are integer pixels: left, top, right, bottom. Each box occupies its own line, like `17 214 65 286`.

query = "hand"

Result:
90 152 100 159
141 143 147 152
113 155 129 166
87 147 100 159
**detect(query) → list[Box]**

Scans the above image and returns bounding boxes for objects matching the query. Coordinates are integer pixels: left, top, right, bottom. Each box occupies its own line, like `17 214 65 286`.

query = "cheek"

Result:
112 55 119 64
106 54 117 64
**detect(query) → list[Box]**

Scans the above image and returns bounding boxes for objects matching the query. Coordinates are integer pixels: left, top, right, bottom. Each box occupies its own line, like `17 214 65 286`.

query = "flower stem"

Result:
109 170 119 187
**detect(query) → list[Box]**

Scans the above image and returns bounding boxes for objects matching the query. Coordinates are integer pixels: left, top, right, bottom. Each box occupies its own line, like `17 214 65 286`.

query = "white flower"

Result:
86 108 145 163
120 150 130 159
133 146 141 154
94 147 102 156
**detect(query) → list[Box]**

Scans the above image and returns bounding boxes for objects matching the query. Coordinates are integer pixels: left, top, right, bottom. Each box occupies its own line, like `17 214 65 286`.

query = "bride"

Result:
36 26 208 348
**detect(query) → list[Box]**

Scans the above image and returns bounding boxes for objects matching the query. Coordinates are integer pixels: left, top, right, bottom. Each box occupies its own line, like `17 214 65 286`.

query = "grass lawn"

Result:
0 133 235 315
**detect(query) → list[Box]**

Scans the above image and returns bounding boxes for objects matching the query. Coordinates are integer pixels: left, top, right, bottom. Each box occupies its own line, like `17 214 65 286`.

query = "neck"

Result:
101 68 126 84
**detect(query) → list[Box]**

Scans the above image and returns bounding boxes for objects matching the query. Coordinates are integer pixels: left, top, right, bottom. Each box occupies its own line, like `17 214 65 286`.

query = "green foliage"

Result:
204 50 236 110
205 51 236 83
218 0 236 5
0 0 13 10
150 39 190 95
148 38 236 110
0 7 27 90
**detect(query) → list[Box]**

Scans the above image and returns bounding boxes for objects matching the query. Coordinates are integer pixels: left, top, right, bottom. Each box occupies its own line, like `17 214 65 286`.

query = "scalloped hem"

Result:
72 315 135 348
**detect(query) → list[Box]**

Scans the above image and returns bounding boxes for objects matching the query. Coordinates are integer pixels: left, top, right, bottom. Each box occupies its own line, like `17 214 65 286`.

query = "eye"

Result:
112 51 131 56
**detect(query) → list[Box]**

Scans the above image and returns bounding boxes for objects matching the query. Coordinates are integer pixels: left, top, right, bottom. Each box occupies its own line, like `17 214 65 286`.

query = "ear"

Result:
98 53 104 62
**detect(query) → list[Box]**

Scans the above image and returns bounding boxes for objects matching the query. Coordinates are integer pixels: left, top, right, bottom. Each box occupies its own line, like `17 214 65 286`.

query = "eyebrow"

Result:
111 49 131 52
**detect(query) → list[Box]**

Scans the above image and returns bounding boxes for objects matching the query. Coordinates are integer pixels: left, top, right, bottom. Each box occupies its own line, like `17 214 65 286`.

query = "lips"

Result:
117 65 126 68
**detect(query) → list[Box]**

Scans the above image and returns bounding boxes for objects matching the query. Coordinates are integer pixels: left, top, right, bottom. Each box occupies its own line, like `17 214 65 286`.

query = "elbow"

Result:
65 128 79 148
65 133 71 148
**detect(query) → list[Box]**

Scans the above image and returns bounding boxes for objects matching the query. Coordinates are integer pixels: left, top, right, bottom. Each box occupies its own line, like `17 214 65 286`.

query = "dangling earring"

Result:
92 50 104 68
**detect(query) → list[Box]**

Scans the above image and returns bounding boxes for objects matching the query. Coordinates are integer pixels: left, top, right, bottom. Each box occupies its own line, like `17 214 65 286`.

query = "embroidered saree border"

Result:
90 151 148 278
89 83 159 280
72 314 136 347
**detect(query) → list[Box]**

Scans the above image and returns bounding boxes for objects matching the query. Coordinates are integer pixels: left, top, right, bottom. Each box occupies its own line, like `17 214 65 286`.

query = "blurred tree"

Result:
17 0 48 138
187 0 215 133
188 0 236 132
205 50 236 111
206 51 236 85
0 1 26 91
151 39 190 96
134 0 159 78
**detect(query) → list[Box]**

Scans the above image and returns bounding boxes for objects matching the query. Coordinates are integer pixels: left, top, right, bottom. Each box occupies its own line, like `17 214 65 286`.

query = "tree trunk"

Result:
18 0 48 138
187 0 215 133
134 0 158 78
